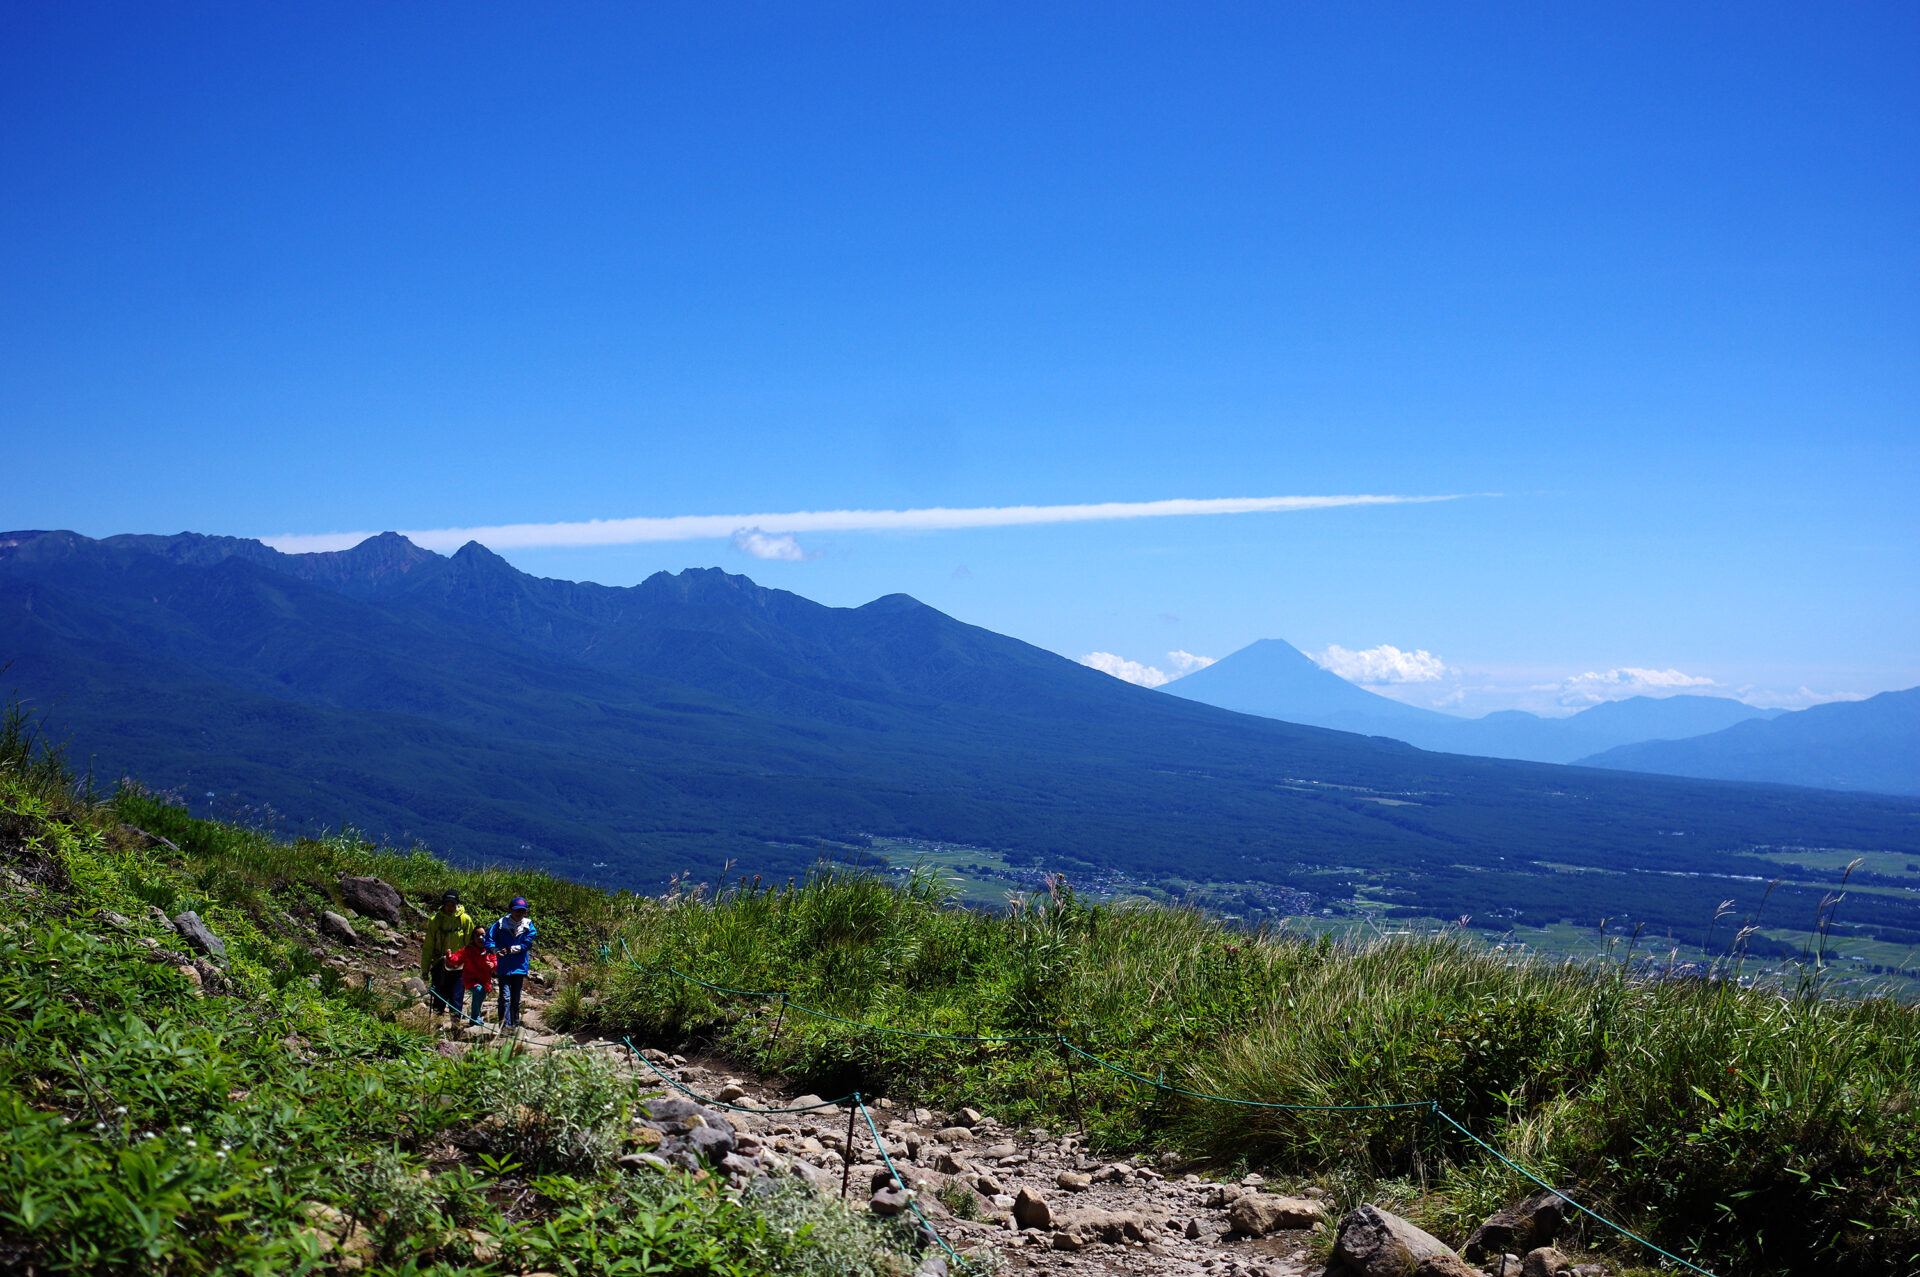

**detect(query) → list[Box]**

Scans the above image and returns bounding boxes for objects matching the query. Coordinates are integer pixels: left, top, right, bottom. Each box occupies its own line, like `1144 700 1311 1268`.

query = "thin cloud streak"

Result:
263 493 1464 554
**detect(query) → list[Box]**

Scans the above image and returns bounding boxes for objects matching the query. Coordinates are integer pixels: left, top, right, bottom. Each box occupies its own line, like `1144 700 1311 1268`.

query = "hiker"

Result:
488 896 538 1029
455 925 497 1024
421 889 476 1027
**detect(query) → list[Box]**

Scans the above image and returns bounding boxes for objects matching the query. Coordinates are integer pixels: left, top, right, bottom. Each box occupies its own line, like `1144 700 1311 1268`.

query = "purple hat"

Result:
509 897 529 911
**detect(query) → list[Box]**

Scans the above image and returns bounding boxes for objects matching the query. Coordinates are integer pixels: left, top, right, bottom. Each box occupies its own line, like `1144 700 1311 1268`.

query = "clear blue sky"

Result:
6 3 1915 713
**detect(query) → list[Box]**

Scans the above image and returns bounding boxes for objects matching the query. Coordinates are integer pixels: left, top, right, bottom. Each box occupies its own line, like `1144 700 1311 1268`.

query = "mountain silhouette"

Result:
4 529 1916 950
1165 638 1780 764
1580 688 1920 795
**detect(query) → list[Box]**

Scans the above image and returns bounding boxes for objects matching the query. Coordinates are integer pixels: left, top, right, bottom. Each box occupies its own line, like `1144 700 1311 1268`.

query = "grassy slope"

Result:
5 711 1918 1275
0 721 928 1277
582 870 1920 1276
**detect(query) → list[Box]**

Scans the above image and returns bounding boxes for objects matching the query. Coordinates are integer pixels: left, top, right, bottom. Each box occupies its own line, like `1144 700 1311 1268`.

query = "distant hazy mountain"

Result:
1164 638 1780 763
1580 688 1920 796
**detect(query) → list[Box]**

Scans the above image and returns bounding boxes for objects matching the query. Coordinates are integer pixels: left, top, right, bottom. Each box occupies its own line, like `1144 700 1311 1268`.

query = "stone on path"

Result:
1012 1186 1052 1230
958 1107 985 1127
1322 1204 1478 1277
1230 1193 1326 1236
338 875 404 925
1052 1207 1149 1246
1521 1248 1571 1277
1056 1169 1091 1192
870 1185 913 1216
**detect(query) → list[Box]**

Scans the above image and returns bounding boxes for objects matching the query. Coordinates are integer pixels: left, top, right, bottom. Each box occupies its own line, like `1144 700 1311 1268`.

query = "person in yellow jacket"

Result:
421 889 476 1028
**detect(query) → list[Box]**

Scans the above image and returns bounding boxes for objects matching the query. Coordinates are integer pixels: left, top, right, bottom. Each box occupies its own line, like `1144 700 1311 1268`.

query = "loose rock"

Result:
1056 1169 1092 1192
1463 1191 1573 1261
1521 1248 1571 1277
319 911 359 945
1229 1193 1326 1236
870 1185 913 1216
171 911 226 961
1053 1207 1149 1246
1013 1187 1052 1230
339 875 404 925
1322 1204 1477 1277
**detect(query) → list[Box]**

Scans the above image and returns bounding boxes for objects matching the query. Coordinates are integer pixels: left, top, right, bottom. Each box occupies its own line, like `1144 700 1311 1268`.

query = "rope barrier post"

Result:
1059 1035 1085 1132
764 992 788 1066
841 1092 861 1199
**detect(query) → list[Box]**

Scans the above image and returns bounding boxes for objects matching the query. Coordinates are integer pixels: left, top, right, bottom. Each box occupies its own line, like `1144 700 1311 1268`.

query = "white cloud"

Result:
1080 652 1173 687
1315 643 1452 684
1080 650 1216 688
1552 667 1719 706
261 492 1465 554
1166 650 1215 676
730 527 812 561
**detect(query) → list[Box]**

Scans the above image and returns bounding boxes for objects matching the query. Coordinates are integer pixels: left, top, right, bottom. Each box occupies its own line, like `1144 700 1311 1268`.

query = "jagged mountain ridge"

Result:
4 530 1917 942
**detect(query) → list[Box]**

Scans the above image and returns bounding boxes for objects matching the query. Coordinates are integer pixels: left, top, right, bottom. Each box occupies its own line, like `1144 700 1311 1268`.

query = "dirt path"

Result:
520 1030 1322 1277
345 936 1321 1277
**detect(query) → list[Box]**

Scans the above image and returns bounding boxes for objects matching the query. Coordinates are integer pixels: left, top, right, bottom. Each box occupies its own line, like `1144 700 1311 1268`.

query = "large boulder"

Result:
171 911 226 961
1322 1204 1478 1277
1463 1191 1573 1261
1230 1193 1326 1235
339 875 404 925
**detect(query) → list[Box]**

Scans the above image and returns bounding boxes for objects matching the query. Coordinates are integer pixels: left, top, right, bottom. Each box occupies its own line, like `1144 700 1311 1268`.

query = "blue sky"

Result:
5 3 1915 714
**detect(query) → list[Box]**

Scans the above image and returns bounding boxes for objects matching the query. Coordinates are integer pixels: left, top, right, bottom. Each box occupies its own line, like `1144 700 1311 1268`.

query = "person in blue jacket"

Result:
488 897 538 1029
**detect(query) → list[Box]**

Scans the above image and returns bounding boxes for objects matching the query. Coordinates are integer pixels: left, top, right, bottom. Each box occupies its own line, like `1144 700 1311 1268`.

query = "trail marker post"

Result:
841 1093 860 1198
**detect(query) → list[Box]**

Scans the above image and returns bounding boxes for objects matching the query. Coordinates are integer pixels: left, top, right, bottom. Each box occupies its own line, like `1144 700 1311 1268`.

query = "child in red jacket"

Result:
455 926 496 1024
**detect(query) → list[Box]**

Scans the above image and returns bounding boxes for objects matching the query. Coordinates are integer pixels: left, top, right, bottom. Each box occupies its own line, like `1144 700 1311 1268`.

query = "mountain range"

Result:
4 528 1918 949
1579 687 1920 795
1163 638 1786 763
1164 638 1917 795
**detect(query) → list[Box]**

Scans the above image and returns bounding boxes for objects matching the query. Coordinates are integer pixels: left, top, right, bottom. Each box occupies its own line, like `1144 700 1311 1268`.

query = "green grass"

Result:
9 700 1920 1276
582 867 1920 1277
0 712 937 1277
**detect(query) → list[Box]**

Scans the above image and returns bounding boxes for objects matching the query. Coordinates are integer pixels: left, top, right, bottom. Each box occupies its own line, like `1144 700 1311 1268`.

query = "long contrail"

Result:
263 493 1462 554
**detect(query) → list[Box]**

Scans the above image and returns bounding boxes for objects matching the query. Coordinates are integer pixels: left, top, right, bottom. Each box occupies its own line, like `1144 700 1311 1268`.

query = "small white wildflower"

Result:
113 1105 128 1115
186 1139 197 1148
215 1151 227 1160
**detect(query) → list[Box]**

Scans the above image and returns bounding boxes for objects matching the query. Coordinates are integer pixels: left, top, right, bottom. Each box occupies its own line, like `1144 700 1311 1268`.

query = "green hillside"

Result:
0 720 935 1277
5 717 1918 1275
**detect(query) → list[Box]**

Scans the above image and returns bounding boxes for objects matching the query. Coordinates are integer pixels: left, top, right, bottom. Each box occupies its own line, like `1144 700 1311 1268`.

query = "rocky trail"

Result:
212 886 1618 1277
